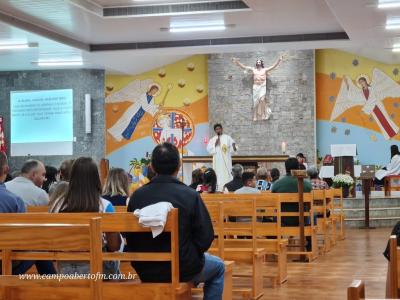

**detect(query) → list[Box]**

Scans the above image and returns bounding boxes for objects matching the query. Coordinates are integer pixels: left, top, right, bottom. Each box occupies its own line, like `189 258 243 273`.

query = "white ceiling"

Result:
0 0 398 74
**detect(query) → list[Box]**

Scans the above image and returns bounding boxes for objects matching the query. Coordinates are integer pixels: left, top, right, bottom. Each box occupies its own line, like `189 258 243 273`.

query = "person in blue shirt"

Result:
0 151 56 275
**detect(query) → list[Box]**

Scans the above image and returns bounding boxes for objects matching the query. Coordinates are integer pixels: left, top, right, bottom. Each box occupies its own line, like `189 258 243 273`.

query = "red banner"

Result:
0 117 6 153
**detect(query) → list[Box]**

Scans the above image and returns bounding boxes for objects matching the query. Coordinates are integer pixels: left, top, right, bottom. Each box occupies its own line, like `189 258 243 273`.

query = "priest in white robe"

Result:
376 145 400 180
207 124 237 191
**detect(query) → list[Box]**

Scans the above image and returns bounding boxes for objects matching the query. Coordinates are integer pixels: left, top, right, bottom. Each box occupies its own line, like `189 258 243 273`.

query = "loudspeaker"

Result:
85 94 91 134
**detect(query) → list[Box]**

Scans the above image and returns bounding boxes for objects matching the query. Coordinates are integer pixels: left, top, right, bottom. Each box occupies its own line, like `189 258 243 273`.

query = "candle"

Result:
281 142 286 154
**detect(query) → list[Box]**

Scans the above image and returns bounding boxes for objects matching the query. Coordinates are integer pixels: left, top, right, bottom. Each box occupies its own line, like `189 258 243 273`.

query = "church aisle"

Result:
261 228 391 300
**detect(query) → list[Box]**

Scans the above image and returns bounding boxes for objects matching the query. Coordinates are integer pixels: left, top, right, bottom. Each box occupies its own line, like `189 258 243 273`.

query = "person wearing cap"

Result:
107 82 161 141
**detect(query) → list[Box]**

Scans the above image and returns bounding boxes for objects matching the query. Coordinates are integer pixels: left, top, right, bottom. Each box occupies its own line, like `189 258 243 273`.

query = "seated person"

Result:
307 166 329 190
272 157 312 251
126 143 224 299
376 145 400 181
0 152 56 275
307 166 330 220
256 167 270 191
189 168 203 190
223 164 244 192
102 168 130 206
269 168 280 190
235 172 261 194
197 168 220 193
50 157 121 277
5 159 49 206
296 153 308 170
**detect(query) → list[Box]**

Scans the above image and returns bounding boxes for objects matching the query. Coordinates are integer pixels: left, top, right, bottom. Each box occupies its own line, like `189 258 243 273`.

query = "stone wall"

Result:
208 50 316 167
0 69 105 170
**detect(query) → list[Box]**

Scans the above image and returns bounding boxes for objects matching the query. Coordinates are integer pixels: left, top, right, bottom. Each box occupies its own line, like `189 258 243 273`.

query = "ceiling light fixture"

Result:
386 17 400 29
34 60 84 67
169 25 226 32
393 43 400 51
0 42 37 50
378 1 400 9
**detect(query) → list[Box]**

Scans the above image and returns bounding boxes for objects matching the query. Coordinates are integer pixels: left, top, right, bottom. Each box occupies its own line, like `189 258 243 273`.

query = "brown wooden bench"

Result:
384 175 400 196
203 193 288 285
26 205 129 213
347 280 365 300
279 193 317 262
312 189 333 254
332 187 345 240
206 198 266 299
0 210 192 300
0 217 103 300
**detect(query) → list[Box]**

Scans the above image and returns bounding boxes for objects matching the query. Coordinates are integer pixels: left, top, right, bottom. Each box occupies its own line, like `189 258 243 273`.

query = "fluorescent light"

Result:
378 1 400 9
386 24 400 29
386 17 400 29
0 43 36 50
170 25 226 32
35 60 83 67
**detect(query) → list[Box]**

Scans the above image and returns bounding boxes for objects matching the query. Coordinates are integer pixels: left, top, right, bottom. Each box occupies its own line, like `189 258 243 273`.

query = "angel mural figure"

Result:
232 55 284 121
330 68 400 140
106 79 160 141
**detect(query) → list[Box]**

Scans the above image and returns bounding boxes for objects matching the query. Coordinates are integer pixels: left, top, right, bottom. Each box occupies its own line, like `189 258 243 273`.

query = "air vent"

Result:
103 1 250 17
90 32 349 51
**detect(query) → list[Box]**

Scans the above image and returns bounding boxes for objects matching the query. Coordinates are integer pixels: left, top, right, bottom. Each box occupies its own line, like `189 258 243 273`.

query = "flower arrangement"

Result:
332 174 354 187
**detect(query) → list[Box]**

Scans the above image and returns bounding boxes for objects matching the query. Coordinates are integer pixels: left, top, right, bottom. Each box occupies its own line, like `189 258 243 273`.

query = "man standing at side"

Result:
127 143 224 299
207 123 237 192
6 159 49 206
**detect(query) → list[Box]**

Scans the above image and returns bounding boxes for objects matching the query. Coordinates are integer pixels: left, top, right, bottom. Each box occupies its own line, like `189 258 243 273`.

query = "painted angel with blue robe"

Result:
107 79 160 141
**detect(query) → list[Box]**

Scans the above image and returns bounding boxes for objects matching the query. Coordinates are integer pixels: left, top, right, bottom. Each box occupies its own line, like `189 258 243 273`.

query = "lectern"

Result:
332 144 356 197
360 165 375 229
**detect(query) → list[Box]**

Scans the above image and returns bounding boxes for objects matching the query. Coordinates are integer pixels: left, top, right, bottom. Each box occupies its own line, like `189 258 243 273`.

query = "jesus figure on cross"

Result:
232 55 285 121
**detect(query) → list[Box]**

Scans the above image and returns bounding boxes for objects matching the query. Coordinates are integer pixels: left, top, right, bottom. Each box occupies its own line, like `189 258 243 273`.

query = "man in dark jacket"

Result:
127 143 224 299
223 164 244 192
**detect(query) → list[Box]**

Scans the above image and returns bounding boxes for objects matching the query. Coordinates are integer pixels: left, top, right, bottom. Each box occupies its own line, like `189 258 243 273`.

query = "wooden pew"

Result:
332 187 345 240
0 217 103 300
347 280 365 300
384 175 400 197
387 235 400 298
207 198 266 300
27 205 129 213
325 189 337 247
0 210 192 300
26 206 49 213
279 193 317 262
312 189 333 254
191 201 234 300
203 193 288 285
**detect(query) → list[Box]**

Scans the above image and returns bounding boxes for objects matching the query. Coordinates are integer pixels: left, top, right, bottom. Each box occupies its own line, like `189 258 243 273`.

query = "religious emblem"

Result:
152 109 194 149
222 144 228 154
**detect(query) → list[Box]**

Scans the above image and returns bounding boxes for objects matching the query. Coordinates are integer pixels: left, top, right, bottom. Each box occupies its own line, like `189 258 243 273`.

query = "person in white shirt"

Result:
207 124 237 192
5 159 49 206
376 145 400 180
235 172 261 194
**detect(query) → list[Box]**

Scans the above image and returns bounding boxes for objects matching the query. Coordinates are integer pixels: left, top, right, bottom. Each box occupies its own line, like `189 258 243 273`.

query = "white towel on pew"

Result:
133 202 174 238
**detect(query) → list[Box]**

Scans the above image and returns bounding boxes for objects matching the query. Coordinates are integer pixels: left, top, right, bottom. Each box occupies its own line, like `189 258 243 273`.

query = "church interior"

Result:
1 0 400 299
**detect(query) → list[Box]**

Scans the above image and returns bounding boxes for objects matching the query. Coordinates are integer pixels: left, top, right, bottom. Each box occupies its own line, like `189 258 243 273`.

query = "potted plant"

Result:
332 174 354 198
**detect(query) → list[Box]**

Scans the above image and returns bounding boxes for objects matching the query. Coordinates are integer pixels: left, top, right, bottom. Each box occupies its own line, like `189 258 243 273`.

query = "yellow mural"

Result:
105 55 209 155
316 49 400 140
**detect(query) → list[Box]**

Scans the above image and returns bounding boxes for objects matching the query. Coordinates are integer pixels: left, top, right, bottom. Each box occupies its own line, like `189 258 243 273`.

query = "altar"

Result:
182 155 289 184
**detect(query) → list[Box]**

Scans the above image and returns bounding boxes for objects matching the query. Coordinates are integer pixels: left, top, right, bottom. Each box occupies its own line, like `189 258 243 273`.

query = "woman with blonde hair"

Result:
103 168 130 206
